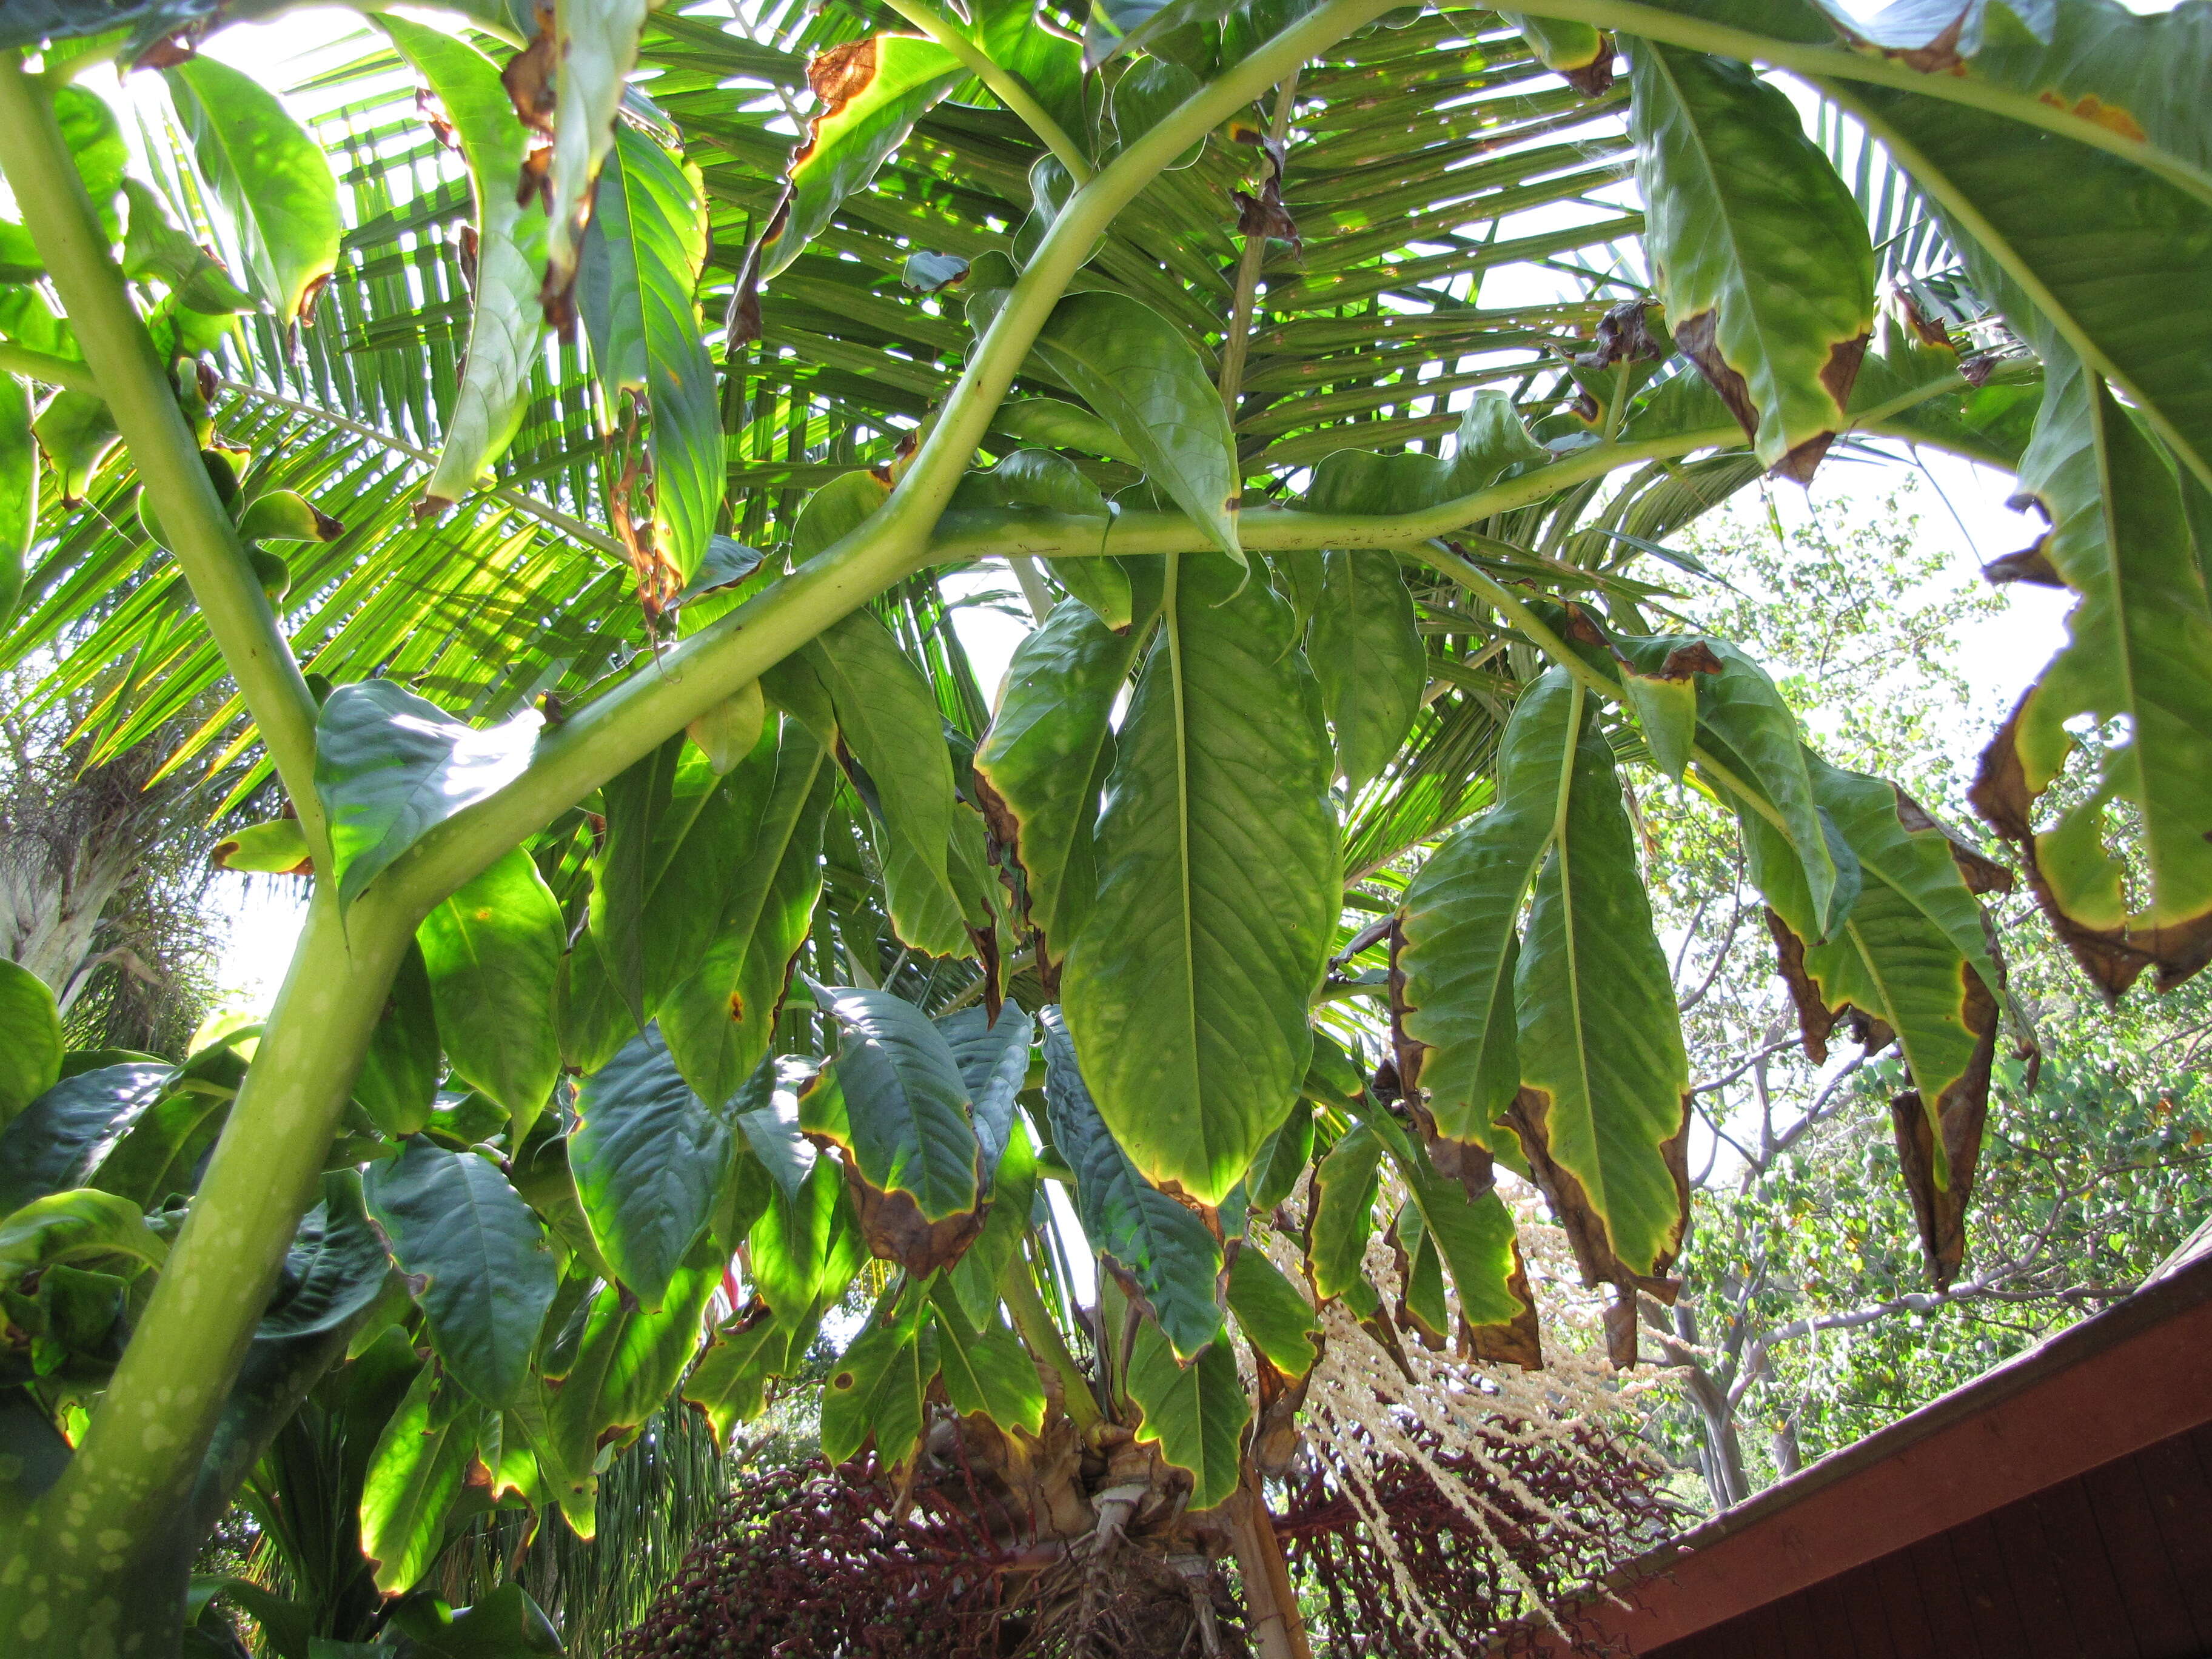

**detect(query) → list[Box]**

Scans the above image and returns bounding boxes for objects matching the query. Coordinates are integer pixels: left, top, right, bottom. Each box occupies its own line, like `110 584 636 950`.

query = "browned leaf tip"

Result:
1560 38 1617 98
843 1162 986 1278
1233 184 1300 248
1896 289 1952 350
1459 1236 1544 1372
417 87 461 153
1601 1285 1640 1369
130 24 207 70
1504 1087 1691 1301
457 223 480 293
1891 786 2015 895
1671 309 1760 448
516 146 554 214
1250 1351 1312 1478
1971 706 2212 996
1765 907 1838 1064
787 38 880 179
500 1 558 135
1774 332 1871 486
1572 298 1664 371
1982 542 2064 588
1656 640 1724 680
412 493 455 524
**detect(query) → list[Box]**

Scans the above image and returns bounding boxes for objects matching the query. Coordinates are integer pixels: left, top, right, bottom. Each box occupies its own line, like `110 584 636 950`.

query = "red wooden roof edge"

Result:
1507 1248 2212 1655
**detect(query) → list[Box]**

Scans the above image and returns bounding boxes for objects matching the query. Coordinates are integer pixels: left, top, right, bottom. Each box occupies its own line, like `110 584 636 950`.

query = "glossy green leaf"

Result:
1225 1247 1320 1377
165 56 340 323
1513 677 1690 1279
684 1304 800 1446
210 819 312 874
748 1150 845 1322
1628 39 1873 478
1363 1110 1524 1329
990 397 1140 463
947 1124 1036 1330
1395 677 1577 1149
572 1024 732 1310
543 1232 721 1507
356 943 440 1140
381 15 550 511
360 1367 480 1596
762 35 966 278
929 1283 1047 1433
363 1138 558 1407
0 1187 167 1281
1305 1121 1382 1305
314 682 540 908
1110 56 1205 167
813 987 982 1257
1039 1005 1224 1359
540 0 650 321
1124 1321 1248 1510
934 1004 1033 1182
1982 343 2212 988
1062 554 1338 1203
1295 392 1546 521
1246 1096 1312 1212
1033 292 1242 563
51 85 127 238
1392 1200 1449 1341
1831 4 2212 496
85 1084 229 1210
579 127 722 588
766 606 962 956
32 390 118 504
973 564 1162 961
1310 549 1426 796
0 373 33 628
589 732 722 1024
0 1061 169 1215
417 848 564 1138
819 1280 931 1465
0 959 62 1127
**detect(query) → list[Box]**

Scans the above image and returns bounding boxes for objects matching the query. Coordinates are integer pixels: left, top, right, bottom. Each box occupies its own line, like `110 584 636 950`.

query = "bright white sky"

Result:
201 4 2078 1009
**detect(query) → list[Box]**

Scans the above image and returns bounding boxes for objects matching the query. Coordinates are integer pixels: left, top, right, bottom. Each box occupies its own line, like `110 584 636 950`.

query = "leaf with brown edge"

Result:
1888 959 1999 1290
757 35 965 282
1459 1233 1544 1372
1627 39 1874 482
1503 1085 1688 1368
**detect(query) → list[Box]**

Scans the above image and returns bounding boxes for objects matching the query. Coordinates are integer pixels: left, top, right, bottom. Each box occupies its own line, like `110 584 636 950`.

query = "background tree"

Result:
0 0 2204 1655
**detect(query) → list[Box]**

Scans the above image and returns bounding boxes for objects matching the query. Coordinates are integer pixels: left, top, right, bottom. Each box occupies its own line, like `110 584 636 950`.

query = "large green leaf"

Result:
0 373 32 628
1225 1247 1321 1378
1306 1121 1382 1309
85 1083 229 1210
589 732 723 1025
363 1138 558 1408
356 943 440 1140
380 15 550 513
1124 1320 1248 1511
1309 550 1426 798
1971 344 2212 992
1627 39 1873 479
538 0 649 323
417 848 564 1138
1362 1110 1524 1329
360 1366 480 1596
973 566 1162 962
1512 674 1691 1281
0 1187 167 1281
0 960 61 1127
762 35 967 278
1829 4 2212 496
1393 680 1575 1156
1039 1005 1224 1359
579 127 723 591
572 1025 733 1310
928 1282 1048 1434
934 1004 1033 1182
0 1061 170 1215
660 726 834 1103
164 56 340 324
1062 554 1338 1204
1032 292 1243 563
315 682 540 908
766 603 962 955
811 985 983 1272
819 1279 931 1466
1295 392 1547 521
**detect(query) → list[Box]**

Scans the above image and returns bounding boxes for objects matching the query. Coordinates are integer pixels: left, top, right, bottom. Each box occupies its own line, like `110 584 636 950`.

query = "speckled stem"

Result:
0 890 412 1655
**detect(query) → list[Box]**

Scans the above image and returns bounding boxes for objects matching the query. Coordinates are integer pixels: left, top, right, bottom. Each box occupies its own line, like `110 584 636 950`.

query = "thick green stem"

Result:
874 0 1093 186
0 56 330 873
1512 0 2212 212
0 888 414 1655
